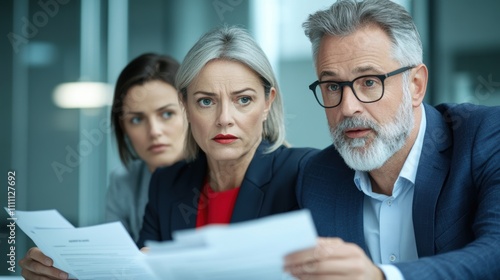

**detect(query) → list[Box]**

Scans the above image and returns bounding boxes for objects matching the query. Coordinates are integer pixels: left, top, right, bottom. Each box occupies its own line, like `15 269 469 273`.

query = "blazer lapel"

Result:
339 181 367 254
230 142 269 223
169 142 271 226
303 146 369 255
412 104 452 257
170 193 200 232
170 154 208 232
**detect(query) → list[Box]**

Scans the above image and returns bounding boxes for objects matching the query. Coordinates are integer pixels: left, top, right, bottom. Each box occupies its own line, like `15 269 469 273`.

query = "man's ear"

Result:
410 64 428 107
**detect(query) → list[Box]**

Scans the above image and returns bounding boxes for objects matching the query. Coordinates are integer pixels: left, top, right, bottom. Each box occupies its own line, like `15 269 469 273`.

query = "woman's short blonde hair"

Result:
176 25 286 161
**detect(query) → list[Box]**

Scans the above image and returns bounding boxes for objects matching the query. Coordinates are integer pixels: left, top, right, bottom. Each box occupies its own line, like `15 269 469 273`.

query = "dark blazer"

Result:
296 103 500 279
137 141 318 248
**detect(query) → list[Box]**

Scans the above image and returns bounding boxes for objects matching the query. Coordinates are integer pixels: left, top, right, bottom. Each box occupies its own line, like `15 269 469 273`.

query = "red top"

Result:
195 180 241 228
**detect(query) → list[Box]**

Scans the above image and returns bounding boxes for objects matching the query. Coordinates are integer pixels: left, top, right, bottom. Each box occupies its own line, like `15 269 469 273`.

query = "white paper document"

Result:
145 209 317 280
5 208 156 280
7 208 317 280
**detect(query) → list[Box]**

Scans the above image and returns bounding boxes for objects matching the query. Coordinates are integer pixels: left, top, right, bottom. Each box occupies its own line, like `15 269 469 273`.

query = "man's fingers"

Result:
285 238 345 270
285 238 344 265
315 238 345 258
285 247 317 267
287 257 365 276
284 238 380 280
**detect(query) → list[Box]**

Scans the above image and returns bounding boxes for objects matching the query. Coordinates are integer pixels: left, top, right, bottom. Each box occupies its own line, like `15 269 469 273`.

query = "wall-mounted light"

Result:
53 82 113 108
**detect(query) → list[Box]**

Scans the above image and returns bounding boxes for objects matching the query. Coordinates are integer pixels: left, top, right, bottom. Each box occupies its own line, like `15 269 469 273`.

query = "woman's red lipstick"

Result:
213 134 238 144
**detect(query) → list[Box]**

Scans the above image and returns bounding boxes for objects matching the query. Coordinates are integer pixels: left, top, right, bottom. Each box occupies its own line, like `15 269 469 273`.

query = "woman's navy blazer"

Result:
137 140 317 248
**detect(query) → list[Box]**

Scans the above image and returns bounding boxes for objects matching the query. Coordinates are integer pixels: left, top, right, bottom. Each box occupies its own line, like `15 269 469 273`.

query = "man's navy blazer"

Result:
296 103 500 279
137 141 318 248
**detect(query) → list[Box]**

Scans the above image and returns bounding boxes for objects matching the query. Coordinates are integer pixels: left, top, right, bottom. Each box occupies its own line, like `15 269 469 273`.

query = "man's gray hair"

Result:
303 0 423 68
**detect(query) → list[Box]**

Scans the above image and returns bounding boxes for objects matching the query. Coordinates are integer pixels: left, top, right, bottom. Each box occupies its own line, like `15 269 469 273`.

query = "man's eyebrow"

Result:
319 70 338 80
352 65 383 75
319 66 384 80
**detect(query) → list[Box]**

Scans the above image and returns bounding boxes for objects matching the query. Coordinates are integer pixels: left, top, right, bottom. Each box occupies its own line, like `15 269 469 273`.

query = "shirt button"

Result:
387 199 393 206
389 254 397 262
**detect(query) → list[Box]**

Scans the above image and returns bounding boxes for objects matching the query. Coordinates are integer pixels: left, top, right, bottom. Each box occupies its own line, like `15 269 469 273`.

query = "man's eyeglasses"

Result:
308 66 415 108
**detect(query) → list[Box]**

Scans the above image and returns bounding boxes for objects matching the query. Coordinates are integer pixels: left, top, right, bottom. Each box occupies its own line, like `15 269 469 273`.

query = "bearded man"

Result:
285 0 500 279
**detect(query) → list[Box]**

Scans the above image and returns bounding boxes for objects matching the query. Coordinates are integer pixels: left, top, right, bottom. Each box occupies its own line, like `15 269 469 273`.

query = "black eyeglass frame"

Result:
308 65 415 108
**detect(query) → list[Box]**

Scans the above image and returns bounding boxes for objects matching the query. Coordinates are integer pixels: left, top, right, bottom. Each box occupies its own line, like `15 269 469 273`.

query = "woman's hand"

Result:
19 247 69 280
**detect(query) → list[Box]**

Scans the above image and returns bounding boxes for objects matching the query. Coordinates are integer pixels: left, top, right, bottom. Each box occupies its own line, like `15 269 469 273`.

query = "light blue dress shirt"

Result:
354 105 426 279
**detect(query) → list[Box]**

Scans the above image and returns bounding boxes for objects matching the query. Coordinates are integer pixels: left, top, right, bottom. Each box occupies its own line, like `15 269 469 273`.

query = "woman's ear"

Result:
263 87 277 121
178 91 190 123
410 64 428 107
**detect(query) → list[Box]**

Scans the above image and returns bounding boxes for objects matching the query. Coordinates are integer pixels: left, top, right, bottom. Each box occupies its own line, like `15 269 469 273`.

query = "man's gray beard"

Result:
329 84 414 171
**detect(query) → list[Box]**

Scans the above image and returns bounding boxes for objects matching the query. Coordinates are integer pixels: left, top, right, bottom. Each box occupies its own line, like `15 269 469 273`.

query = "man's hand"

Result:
284 237 385 280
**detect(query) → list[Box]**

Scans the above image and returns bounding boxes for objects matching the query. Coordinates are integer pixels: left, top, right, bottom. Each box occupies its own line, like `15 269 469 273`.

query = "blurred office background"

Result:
1 0 499 275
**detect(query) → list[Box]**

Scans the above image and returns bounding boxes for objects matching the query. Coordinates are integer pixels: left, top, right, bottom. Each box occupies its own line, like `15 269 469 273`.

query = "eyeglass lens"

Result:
317 76 383 107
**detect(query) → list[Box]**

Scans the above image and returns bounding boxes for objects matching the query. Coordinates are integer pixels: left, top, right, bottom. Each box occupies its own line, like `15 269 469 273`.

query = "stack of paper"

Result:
7 208 317 279
8 209 156 279
146 209 317 280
